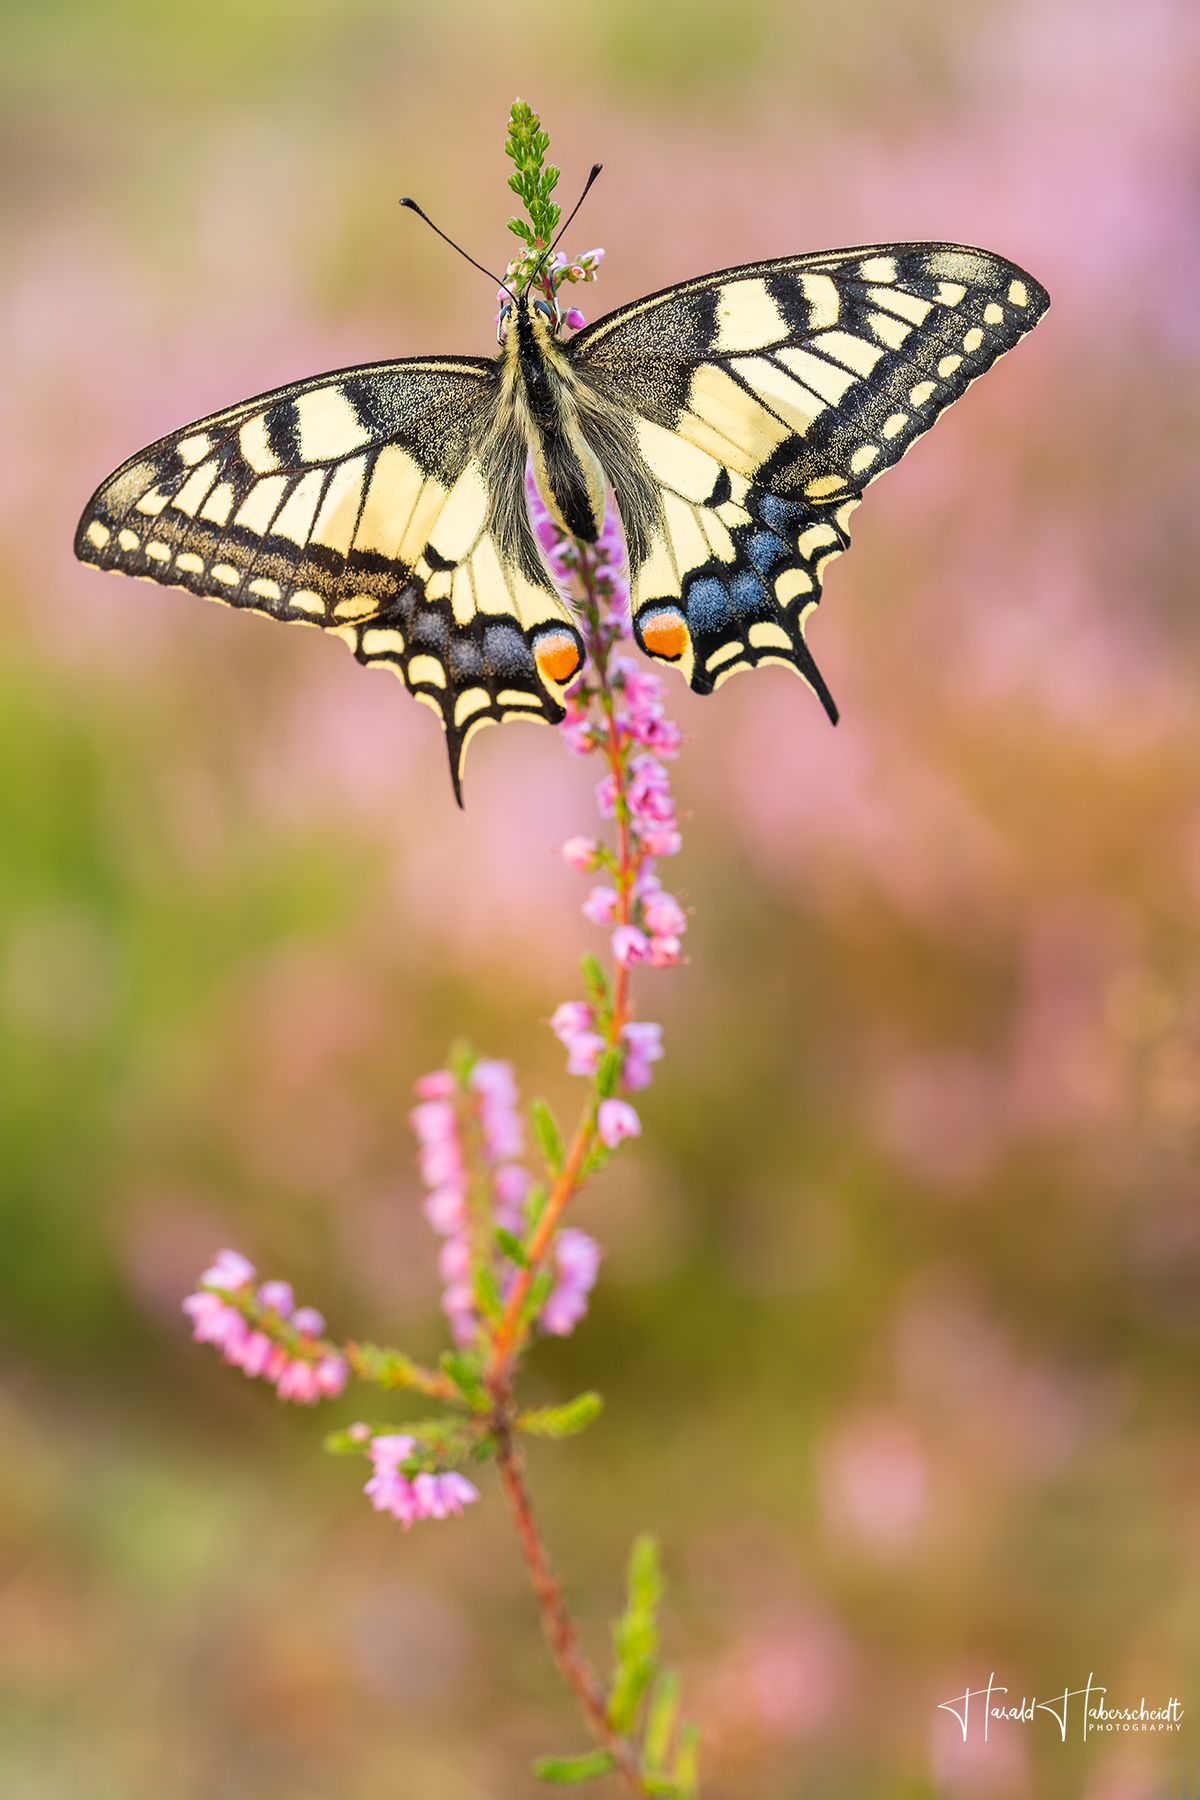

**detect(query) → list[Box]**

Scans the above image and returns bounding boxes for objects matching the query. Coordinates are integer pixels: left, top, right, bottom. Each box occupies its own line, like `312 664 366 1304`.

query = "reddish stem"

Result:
494 1423 648 1794
484 559 635 1385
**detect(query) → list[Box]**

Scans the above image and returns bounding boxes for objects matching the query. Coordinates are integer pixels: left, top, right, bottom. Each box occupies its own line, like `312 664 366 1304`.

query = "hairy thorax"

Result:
500 302 608 543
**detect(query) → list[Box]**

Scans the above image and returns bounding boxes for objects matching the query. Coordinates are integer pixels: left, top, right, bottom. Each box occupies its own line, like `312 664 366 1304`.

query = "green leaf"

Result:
473 1263 504 1322
517 1391 604 1438
608 1535 664 1733
494 1226 528 1267
629 1536 665 1613
322 1428 372 1456
533 1751 616 1784
673 1723 701 1797
447 1038 476 1085
439 1349 490 1412
522 1265 556 1326
580 953 611 1006
525 1181 548 1228
350 1343 454 1400
323 1416 474 1463
643 1669 682 1771
595 1047 622 1100
530 1097 564 1173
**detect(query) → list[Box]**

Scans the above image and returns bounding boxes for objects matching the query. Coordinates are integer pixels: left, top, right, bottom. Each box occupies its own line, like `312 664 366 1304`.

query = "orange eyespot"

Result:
534 631 583 686
638 608 689 662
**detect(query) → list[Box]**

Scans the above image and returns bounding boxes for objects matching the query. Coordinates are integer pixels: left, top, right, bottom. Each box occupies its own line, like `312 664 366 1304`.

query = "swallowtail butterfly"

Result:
76 200 1048 800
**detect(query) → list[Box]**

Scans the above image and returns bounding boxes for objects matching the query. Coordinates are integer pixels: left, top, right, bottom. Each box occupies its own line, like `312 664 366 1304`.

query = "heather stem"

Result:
494 1423 650 1795
484 553 634 1385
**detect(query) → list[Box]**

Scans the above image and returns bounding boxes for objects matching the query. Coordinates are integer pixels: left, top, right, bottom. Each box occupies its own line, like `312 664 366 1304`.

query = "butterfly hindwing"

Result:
75 357 582 796
571 243 1049 698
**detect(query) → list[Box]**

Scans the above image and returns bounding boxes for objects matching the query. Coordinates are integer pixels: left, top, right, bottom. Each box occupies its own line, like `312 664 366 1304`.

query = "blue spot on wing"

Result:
729 570 769 619
686 577 729 634
756 493 804 532
746 530 789 576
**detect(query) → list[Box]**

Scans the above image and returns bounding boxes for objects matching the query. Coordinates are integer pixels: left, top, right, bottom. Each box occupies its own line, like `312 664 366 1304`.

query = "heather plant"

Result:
183 100 700 1796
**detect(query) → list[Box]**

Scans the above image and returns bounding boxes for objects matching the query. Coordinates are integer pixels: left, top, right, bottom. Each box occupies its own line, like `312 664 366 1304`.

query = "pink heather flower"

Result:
276 1360 321 1403
472 1065 524 1162
561 721 595 756
418 1138 466 1188
562 835 599 872
566 1030 606 1077
564 307 587 330
552 1001 594 1041
414 1070 457 1100
540 1228 602 1336
631 712 683 756
438 1237 472 1282
365 1435 479 1528
582 885 619 925
638 824 682 858
428 1471 480 1517
200 1248 255 1290
365 1464 417 1521
612 924 649 967
183 1291 242 1348
184 1256 347 1403
442 1283 476 1345
647 934 683 968
611 658 657 702
410 1099 459 1145
597 1097 641 1147
641 891 687 938
423 1185 466 1235
593 773 617 817
371 1433 417 1466
471 1058 517 1104
232 1329 273 1377
366 1440 417 1514
257 1279 294 1315
628 761 674 823
622 1021 663 1091
493 1162 530 1205
314 1353 348 1397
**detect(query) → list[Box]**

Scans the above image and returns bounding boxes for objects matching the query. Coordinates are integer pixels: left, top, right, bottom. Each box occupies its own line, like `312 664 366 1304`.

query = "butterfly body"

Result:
502 294 609 544
76 239 1048 799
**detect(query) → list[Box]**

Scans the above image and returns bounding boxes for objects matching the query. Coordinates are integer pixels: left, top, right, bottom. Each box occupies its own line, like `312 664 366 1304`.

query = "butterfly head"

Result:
497 290 560 346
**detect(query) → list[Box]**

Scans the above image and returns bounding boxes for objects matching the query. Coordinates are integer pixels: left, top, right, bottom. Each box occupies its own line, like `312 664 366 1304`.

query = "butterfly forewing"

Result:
571 243 1049 699
75 356 579 797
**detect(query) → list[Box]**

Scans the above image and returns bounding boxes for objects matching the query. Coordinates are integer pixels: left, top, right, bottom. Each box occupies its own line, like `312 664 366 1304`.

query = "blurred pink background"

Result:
3 1 1199 1794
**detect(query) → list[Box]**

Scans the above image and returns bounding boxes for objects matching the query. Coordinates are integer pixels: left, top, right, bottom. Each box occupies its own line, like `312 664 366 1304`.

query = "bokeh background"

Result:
3 1 1200 1795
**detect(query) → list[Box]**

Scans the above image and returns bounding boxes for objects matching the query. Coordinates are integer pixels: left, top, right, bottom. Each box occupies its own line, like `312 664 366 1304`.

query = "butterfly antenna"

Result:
524 163 603 293
399 197 515 301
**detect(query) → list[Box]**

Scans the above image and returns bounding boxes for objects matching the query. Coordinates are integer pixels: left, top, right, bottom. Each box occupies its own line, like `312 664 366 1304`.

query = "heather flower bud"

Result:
561 835 599 872
597 1098 641 1147
612 924 649 967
